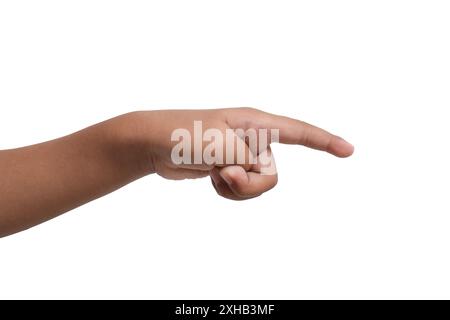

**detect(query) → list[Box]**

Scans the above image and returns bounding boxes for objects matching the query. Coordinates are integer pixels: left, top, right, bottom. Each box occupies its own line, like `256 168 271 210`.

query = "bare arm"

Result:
0 112 152 237
0 108 353 237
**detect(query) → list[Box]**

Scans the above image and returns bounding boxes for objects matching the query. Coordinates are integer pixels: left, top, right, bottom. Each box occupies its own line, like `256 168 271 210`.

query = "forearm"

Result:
0 112 153 237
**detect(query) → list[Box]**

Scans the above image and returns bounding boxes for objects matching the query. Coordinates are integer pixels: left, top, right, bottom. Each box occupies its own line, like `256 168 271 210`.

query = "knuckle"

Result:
238 106 258 113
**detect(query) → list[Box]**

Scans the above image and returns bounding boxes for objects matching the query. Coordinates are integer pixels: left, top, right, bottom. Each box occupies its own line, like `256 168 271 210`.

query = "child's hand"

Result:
0 108 353 237
134 108 354 200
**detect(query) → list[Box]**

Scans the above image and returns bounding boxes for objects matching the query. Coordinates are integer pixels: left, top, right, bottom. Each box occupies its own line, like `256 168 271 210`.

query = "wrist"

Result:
104 111 156 177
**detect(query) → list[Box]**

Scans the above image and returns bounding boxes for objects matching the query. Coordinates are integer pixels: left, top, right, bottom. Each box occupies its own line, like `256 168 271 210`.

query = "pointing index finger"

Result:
226 108 354 158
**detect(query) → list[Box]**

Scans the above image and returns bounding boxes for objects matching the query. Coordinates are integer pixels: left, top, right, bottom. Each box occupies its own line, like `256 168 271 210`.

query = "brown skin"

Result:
0 108 354 237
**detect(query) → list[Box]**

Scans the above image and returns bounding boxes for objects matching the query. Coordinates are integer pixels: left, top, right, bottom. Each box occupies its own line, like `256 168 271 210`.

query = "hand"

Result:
137 107 354 200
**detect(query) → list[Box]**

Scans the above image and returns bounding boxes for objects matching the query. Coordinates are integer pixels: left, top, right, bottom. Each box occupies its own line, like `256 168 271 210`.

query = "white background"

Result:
1 0 449 299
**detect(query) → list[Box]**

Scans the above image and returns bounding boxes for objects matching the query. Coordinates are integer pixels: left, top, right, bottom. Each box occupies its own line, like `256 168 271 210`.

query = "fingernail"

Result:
337 136 354 148
334 136 355 156
219 171 232 185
